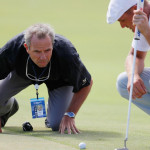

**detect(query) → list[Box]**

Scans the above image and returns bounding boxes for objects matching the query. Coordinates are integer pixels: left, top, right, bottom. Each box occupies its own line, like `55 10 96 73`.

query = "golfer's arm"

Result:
125 48 147 78
66 79 93 115
142 30 150 45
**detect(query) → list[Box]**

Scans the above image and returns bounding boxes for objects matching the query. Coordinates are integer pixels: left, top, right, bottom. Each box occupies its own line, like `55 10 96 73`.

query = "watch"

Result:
64 112 75 118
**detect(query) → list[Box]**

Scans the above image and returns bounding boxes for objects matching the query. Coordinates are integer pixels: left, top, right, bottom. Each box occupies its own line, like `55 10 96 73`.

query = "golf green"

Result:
0 0 150 149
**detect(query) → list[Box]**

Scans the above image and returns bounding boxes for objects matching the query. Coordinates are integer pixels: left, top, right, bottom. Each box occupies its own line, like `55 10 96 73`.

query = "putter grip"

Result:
134 0 144 40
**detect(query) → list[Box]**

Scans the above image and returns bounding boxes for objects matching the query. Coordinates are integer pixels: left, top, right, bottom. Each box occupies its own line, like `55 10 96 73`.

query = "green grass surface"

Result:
0 0 150 150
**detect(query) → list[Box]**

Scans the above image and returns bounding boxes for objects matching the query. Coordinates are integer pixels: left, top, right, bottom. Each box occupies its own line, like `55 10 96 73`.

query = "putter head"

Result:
114 148 128 150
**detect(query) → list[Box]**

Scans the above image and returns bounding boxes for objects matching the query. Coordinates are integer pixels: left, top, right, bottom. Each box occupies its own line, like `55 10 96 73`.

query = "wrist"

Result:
64 112 75 118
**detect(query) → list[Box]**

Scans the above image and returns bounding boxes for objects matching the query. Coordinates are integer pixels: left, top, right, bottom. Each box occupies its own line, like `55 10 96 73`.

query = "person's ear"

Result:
24 43 29 53
132 4 137 10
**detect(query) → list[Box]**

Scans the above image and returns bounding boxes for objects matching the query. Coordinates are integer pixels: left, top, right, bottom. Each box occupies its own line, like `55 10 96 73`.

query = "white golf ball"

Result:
79 142 86 149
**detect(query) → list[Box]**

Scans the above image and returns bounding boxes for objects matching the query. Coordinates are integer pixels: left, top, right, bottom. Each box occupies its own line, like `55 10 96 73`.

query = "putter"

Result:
115 0 144 150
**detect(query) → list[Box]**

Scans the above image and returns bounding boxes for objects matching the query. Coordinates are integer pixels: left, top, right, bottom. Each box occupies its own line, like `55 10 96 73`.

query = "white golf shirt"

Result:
132 16 150 52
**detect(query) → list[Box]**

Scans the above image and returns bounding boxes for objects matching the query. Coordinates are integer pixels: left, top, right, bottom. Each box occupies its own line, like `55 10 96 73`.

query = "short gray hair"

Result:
24 23 55 48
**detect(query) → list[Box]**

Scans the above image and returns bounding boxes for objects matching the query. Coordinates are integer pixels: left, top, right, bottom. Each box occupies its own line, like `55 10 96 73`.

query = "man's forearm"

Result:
66 79 93 115
125 55 144 78
143 29 150 45
125 49 146 79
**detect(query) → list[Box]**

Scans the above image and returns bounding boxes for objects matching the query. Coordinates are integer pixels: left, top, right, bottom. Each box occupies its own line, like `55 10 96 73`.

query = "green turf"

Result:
1 0 150 150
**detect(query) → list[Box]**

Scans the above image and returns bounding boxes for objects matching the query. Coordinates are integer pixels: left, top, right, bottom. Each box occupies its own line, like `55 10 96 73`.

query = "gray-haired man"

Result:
0 23 93 134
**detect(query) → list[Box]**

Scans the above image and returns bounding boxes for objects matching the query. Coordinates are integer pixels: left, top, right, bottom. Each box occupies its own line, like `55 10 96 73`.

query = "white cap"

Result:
107 0 137 24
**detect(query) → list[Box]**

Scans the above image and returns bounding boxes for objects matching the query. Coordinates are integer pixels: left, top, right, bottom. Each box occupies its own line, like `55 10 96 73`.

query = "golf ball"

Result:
79 142 86 149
